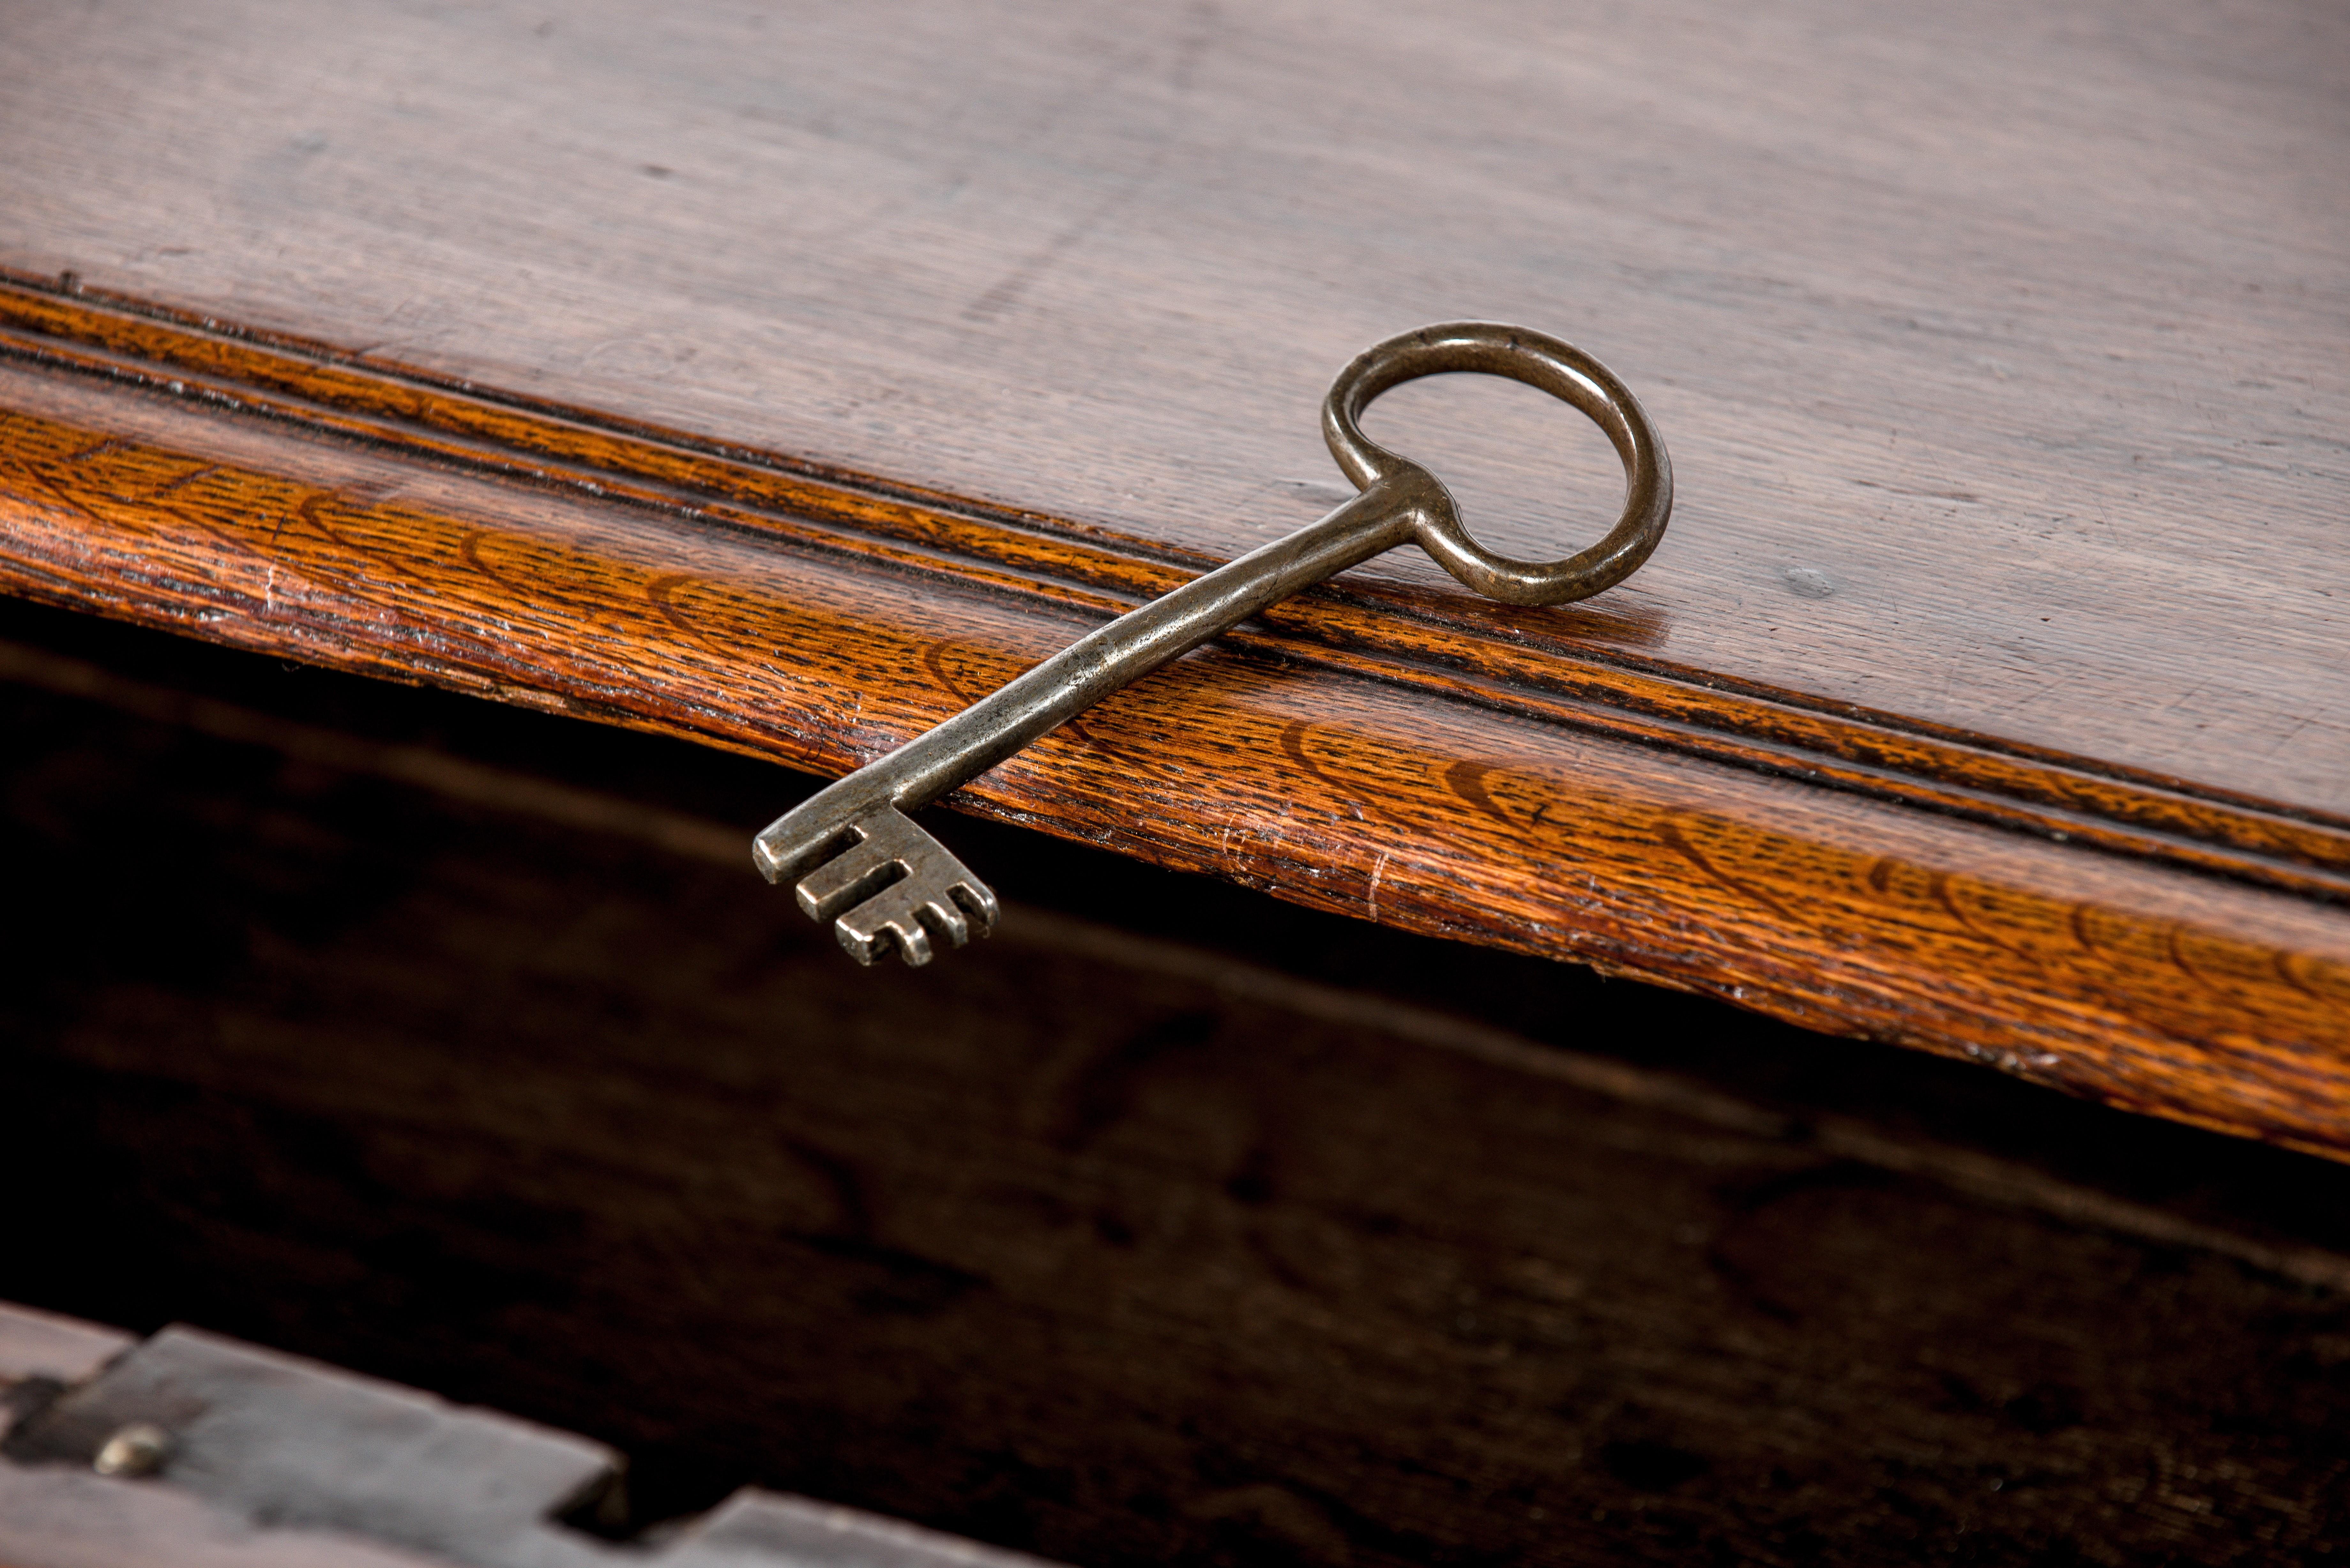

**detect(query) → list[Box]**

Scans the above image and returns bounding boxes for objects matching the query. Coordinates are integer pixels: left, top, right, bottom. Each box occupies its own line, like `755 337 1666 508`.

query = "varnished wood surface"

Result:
6 651 2348 1564
1 0 2342 813
0 285 2346 1157
0 0 2346 1147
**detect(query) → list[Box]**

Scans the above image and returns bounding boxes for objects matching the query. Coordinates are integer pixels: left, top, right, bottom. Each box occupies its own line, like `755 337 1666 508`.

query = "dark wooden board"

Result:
0 0 2345 1147
4 638 2347 1566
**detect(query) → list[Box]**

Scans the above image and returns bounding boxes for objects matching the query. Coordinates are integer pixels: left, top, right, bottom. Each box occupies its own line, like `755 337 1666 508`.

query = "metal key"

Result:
753 322 1673 966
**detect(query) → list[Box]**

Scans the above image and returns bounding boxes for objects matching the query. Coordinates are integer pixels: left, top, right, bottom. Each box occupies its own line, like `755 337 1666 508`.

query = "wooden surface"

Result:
5 631 2347 1566
0 0 2346 1147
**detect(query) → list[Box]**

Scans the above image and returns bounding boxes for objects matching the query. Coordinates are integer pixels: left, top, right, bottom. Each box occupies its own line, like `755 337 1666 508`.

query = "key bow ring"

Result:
756 321 1673 965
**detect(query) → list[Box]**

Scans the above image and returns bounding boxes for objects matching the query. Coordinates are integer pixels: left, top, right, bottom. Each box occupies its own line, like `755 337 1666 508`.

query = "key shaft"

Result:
753 483 1417 888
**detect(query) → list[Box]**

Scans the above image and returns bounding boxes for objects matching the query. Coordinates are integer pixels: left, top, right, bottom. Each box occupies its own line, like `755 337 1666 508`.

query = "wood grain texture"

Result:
0 0 2346 1149
0 291 2345 1158
0 0 2342 809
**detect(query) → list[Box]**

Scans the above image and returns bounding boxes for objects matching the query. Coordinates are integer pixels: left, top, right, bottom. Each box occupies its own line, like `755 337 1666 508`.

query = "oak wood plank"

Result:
0 339 2344 1156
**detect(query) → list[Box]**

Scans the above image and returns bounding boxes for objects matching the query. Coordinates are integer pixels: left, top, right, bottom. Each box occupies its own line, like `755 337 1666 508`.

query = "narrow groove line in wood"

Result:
0 332 1141 631
0 270 1099 556
2 274 2345 904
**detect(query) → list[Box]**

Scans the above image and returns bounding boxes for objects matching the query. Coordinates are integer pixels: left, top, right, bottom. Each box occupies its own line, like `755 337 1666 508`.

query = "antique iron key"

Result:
753 322 1672 965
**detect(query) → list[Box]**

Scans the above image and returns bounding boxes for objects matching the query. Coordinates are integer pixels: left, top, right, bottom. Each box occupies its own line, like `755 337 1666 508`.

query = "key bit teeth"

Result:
838 896 936 967
951 878 1002 934
835 870 999 966
761 801 1000 965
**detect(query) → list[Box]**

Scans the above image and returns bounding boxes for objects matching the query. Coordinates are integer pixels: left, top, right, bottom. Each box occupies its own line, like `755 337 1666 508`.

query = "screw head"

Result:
92 1422 172 1479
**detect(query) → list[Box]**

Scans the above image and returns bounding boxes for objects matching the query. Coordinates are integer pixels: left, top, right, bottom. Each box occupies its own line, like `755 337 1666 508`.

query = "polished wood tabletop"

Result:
1 0 2344 1152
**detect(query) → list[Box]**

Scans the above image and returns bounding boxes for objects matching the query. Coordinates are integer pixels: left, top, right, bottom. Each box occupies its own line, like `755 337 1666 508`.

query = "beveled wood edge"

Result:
0 371 2346 1160
0 270 2343 910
